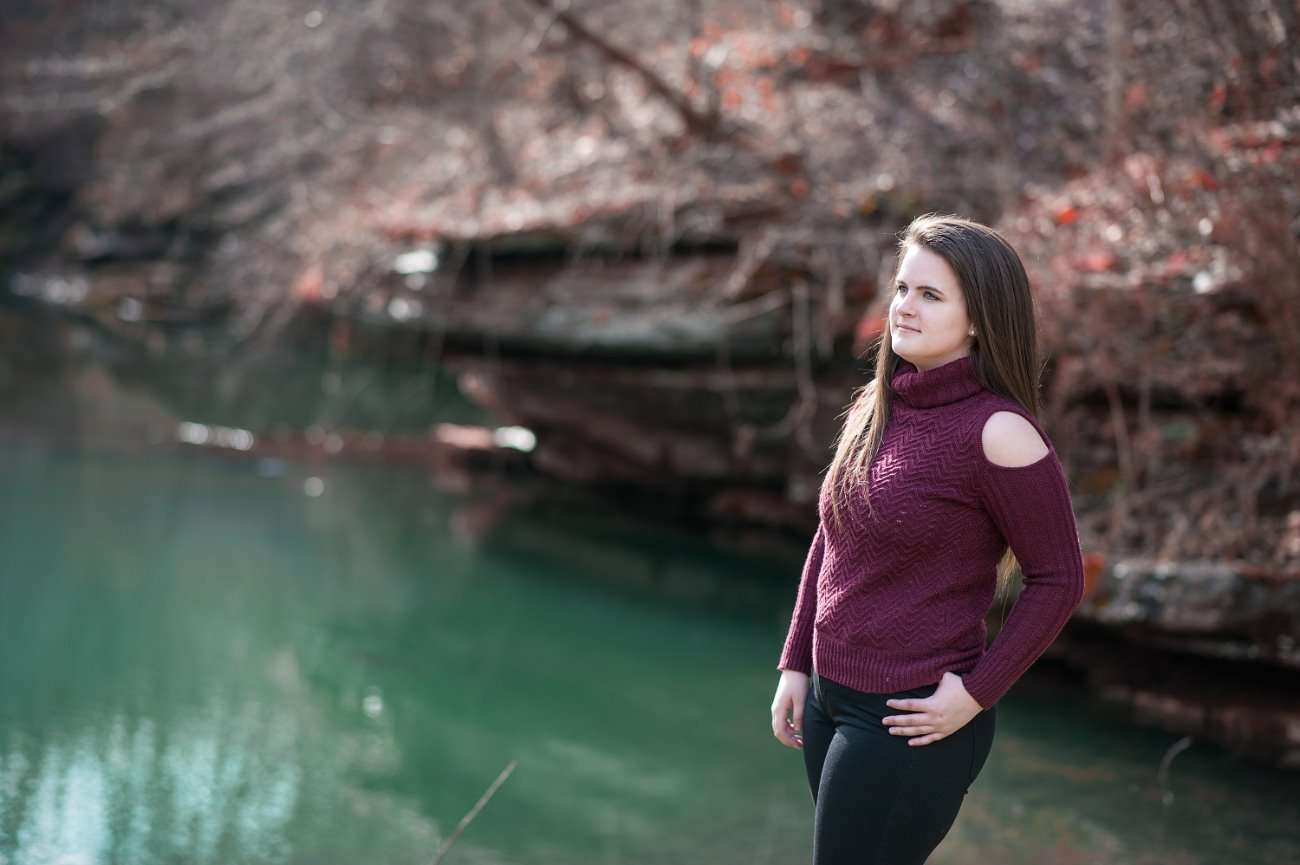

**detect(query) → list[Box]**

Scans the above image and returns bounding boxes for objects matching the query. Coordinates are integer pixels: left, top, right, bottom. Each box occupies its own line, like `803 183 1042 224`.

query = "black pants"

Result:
802 669 996 865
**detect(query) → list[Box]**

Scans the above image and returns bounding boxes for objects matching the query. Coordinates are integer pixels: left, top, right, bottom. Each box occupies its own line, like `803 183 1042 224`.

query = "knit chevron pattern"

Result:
777 353 1086 709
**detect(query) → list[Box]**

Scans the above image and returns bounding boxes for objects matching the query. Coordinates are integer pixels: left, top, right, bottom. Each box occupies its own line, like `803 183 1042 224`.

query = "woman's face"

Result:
888 243 974 371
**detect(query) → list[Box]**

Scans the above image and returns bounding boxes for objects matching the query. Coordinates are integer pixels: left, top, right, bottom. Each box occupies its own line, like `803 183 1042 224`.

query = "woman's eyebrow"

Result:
897 279 945 294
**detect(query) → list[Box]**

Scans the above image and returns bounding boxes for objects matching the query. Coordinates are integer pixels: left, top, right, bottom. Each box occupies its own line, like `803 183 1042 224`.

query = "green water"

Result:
1 445 1297 865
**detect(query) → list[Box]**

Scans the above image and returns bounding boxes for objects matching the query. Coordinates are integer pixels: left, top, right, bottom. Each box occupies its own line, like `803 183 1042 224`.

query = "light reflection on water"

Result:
0 445 1297 865
5 707 309 865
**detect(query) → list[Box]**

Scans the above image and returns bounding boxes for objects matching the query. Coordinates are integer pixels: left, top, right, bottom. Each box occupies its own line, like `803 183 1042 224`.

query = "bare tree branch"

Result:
518 0 722 137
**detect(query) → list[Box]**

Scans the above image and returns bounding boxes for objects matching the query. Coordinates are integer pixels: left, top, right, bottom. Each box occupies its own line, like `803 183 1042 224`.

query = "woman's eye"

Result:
896 285 939 300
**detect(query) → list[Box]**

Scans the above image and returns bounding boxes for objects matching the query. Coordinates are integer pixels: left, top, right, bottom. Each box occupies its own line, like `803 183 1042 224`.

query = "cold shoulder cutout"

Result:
981 410 1050 468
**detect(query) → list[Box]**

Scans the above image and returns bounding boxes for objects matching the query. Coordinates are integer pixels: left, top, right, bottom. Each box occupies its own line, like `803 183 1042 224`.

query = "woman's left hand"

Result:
882 671 983 746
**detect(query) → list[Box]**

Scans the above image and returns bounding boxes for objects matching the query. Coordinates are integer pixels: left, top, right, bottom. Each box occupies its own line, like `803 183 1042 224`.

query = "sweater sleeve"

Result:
961 441 1086 709
776 520 825 675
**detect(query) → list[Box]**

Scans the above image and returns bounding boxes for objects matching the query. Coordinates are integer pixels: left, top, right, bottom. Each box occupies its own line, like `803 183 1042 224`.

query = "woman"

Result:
769 213 1086 865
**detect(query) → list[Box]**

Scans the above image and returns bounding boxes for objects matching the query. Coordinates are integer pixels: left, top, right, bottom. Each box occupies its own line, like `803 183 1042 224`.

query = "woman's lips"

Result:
896 324 920 333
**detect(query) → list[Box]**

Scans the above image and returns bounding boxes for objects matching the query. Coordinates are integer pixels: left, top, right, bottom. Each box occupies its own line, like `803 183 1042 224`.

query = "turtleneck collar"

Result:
891 353 984 408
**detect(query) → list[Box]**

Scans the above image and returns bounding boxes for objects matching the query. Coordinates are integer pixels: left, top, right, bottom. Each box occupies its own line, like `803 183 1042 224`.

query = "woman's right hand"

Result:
770 669 810 749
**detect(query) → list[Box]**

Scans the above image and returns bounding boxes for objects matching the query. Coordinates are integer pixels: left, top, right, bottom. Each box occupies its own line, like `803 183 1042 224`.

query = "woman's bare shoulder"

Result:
980 409 1049 468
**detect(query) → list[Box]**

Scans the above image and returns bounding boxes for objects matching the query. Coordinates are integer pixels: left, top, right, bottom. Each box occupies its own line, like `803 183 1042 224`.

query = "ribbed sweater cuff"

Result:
777 637 813 675
776 521 824 675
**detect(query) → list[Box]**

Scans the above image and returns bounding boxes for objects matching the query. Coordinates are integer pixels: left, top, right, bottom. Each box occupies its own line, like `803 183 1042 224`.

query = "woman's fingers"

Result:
770 695 803 749
771 714 797 748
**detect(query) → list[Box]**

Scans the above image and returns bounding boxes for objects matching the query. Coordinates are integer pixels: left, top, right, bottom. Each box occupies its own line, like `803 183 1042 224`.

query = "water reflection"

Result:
0 446 1297 865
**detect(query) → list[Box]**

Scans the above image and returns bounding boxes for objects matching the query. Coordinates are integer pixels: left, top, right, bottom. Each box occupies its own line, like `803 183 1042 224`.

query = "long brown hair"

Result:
823 213 1045 602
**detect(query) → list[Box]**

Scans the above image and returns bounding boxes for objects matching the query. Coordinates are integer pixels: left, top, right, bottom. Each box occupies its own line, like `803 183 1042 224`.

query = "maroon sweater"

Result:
777 353 1086 709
